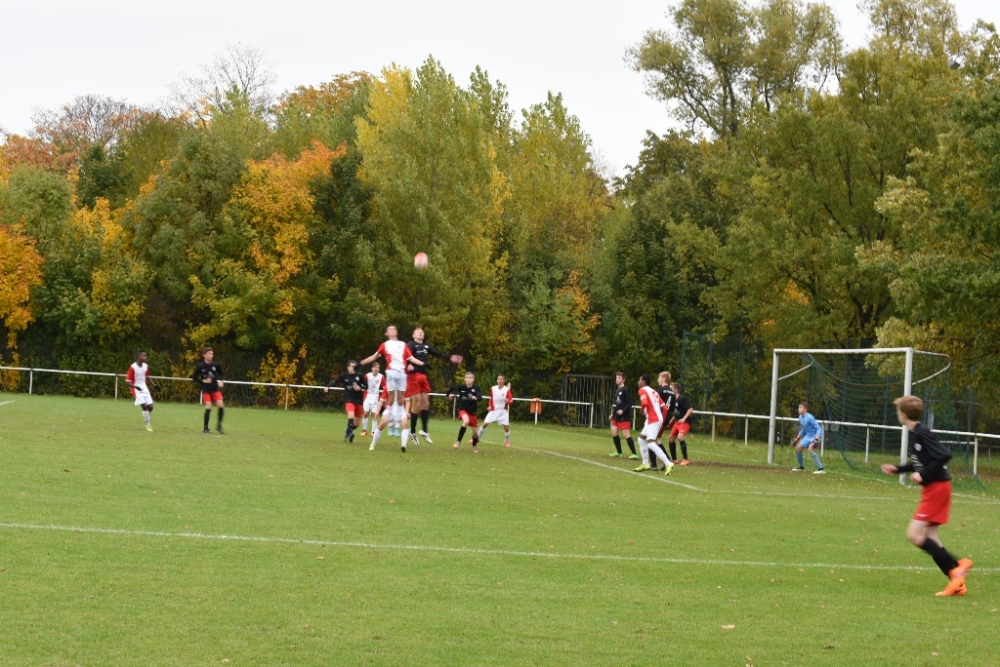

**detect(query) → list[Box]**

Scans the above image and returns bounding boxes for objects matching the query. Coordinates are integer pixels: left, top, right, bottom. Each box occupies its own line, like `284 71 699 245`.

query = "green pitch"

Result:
0 394 996 666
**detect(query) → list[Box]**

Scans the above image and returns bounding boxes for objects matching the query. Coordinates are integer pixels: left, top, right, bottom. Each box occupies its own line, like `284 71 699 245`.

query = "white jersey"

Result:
488 385 513 411
365 372 384 402
128 362 150 391
376 340 409 372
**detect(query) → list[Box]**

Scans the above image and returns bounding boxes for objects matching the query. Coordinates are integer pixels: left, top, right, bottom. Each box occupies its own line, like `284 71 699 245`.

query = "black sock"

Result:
348 418 355 431
680 441 688 460
612 435 622 454
625 437 636 455
410 412 418 430
458 426 466 442
420 409 429 432
920 538 960 576
217 407 224 426
669 441 677 460
204 409 211 429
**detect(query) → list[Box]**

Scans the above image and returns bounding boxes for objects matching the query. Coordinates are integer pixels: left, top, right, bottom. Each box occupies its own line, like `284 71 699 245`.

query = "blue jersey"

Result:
798 413 823 440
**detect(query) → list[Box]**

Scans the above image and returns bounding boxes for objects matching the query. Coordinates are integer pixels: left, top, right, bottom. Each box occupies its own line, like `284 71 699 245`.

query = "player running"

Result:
361 362 385 437
651 371 676 470
193 346 225 434
405 327 463 446
476 374 513 447
448 372 483 453
324 360 368 442
609 371 638 459
361 324 424 452
633 374 674 475
125 350 157 431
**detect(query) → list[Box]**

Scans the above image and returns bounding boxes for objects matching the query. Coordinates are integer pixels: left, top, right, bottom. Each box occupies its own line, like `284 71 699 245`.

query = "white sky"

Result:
2 0 997 176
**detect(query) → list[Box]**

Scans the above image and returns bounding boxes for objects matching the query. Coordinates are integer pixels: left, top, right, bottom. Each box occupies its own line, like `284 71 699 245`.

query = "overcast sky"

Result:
2 0 997 176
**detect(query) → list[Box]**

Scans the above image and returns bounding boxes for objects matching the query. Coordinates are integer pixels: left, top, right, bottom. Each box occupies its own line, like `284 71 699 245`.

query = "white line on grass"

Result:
2 521 994 573
0 400 15 407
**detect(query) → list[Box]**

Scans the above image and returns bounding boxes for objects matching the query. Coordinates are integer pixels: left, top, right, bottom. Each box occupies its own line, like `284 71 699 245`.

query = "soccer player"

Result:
609 371 638 459
881 395 973 596
193 346 225 434
790 401 825 473
324 360 367 442
361 361 384 437
125 350 157 431
447 372 483 453
477 374 513 447
652 371 676 470
667 382 693 465
405 327 463 445
361 324 423 452
632 375 674 475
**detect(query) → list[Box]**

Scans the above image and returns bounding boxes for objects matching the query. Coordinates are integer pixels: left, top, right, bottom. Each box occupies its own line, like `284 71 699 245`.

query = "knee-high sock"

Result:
401 427 410 446
348 418 355 431
612 435 622 454
669 441 677 461
647 440 672 466
362 415 369 431
477 425 485 438
410 412 418 430
217 407 224 425
680 440 688 460
796 450 805 468
142 410 151 427
638 438 650 465
809 450 823 470
920 538 960 577
625 437 637 455
204 409 211 429
420 409 429 432
458 426 467 442
504 429 510 443
371 427 383 448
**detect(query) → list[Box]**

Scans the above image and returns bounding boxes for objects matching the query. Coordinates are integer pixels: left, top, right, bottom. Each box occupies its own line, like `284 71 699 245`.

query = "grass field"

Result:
1 393 997 666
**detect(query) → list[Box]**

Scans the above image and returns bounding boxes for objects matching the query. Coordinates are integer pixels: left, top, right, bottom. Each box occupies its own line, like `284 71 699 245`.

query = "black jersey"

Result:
193 361 224 393
406 341 452 376
656 385 676 416
611 386 633 421
327 372 368 405
673 395 693 422
448 383 482 414
897 422 952 484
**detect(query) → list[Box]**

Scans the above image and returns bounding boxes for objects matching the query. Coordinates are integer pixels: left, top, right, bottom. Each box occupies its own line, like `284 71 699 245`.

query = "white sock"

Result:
639 438 650 465
362 416 368 431
477 426 485 438
648 441 671 466
504 430 510 442
401 428 410 446
143 411 150 427
371 428 383 447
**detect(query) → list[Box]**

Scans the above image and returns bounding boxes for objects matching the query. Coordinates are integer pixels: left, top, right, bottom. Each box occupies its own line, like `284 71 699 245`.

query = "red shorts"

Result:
459 410 479 428
201 391 223 406
670 422 691 437
405 373 432 398
611 420 631 431
345 403 363 419
914 480 952 525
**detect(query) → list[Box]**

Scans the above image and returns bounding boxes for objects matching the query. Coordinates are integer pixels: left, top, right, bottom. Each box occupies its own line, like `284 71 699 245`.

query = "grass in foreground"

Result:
0 393 997 666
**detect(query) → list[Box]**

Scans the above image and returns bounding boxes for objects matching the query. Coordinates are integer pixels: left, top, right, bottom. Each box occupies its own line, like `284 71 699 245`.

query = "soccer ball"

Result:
414 252 428 269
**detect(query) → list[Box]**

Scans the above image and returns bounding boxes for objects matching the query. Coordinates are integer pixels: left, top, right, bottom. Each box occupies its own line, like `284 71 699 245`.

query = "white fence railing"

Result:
2 365 995 475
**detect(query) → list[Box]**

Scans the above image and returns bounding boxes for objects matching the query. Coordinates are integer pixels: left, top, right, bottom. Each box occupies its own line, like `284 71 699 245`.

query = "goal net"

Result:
767 348 978 485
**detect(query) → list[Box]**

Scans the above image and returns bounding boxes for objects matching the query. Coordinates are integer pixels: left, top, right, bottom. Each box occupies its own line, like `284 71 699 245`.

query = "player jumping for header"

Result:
477 374 513 447
126 350 157 431
361 324 423 452
405 327 463 446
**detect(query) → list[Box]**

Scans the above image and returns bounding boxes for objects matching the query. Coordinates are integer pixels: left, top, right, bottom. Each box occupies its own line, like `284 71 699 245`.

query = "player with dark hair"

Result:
477 374 513 447
791 401 825 473
325 360 368 442
361 325 423 452
882 395 973 596
609 371 638 459
126 350 157 431
633 374 674 475
448 372 483 453
652 371 676 470
405 327 463 446
667 382 693 465
361 361 384 437
193 347 225 434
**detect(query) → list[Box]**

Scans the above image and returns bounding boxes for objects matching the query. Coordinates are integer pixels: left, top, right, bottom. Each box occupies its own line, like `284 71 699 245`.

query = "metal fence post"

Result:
744 416 749 446
973 437 979 477
284 384 290 410
589 403 594 429
29 369 33 395
711 414 716 442
114 374 119 400
865 428 870 464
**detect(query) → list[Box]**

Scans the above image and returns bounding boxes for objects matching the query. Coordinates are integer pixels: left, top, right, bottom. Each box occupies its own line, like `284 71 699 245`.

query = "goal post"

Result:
767 348 954 480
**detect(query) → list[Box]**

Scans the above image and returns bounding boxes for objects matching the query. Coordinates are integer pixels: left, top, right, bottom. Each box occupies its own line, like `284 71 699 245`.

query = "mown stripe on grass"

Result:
1 522 995 573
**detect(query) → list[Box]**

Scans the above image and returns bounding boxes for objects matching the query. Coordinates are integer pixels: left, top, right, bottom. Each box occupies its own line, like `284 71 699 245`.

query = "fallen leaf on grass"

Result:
721 625 736 630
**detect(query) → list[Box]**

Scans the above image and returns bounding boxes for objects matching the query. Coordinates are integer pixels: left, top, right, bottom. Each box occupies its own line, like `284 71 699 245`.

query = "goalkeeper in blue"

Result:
790 402 825 474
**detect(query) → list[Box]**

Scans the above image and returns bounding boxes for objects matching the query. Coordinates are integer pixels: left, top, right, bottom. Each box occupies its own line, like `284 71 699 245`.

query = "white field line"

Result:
0 400 15 407
1 522 994 573
523 429 1000 506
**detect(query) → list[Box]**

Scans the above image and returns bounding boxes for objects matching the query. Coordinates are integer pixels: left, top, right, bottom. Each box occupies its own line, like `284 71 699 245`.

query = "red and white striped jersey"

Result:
377 340 409 372
639 385 664 424
126 362 150 396
489 384 513 411
365 372 384 401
